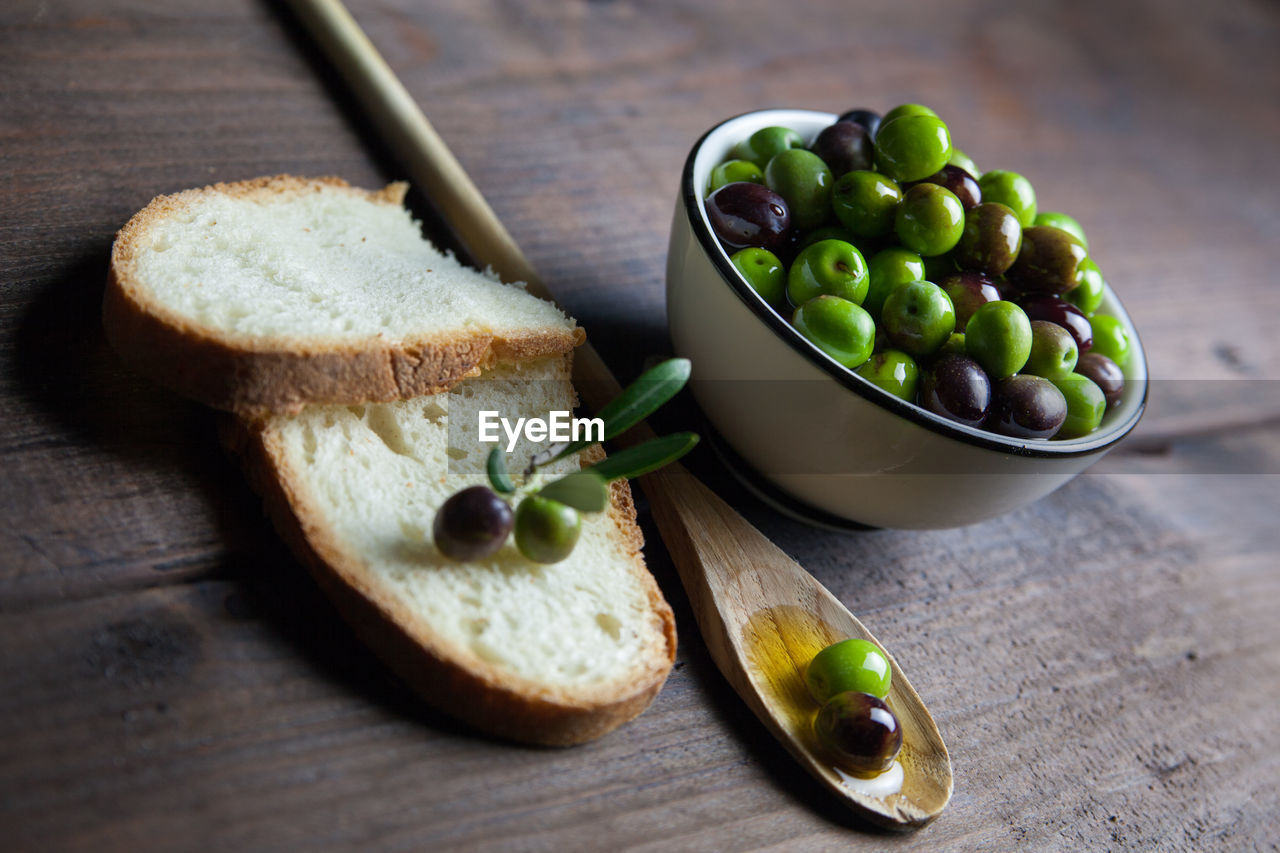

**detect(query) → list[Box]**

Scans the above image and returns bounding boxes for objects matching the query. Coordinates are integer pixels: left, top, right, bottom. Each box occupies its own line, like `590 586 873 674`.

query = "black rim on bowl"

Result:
680 109 1148 460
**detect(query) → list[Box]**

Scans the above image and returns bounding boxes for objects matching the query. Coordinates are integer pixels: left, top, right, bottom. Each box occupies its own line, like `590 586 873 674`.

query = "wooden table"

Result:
3 1 1278 849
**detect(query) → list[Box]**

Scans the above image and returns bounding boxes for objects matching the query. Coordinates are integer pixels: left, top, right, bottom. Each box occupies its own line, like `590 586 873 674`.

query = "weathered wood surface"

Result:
2 0 1277 850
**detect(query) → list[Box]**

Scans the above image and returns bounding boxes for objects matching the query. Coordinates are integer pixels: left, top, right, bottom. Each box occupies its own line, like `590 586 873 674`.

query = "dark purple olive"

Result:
919 353 992 427
433 485 514 561
1007 225 1088 294
814 691 902 775
989 375 1068 439
1019 293 1094 353
705 181 791 253
836 108 882 139
938 271 1001 331
1076 351 1125 410
954 202 1022 276
910 164 981 209
811 121 874 178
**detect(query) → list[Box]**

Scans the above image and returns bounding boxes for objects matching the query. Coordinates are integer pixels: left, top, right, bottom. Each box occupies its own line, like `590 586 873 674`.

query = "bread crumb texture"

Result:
132 178 573 342
268 358 666 692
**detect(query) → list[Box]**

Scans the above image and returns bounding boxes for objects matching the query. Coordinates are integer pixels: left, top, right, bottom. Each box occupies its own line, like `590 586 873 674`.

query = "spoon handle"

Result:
642 463 835 691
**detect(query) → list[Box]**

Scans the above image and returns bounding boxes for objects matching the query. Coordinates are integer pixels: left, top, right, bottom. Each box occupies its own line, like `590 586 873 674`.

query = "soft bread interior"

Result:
130 182 574 343
263 357 670 694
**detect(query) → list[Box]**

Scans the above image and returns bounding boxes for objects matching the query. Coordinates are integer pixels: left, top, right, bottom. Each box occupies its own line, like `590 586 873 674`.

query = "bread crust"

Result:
104 175 585 417
220 390 677 747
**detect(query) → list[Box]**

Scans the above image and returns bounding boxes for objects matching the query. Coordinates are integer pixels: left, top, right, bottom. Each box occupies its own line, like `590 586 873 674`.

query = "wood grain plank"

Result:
2 0 1279 849
2 428 1276 850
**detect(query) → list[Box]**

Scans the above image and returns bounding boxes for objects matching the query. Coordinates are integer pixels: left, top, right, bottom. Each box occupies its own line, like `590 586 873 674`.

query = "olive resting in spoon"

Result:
815 691 903 776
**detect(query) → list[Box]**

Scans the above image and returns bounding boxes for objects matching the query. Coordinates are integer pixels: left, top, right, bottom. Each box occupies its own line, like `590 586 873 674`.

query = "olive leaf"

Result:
486 447 515 495
585 432 699 482
536 469 609 513
552 358 691 461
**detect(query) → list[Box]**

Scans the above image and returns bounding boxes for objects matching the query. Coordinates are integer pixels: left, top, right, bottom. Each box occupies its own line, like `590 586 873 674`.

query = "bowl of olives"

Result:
666 107 1147 529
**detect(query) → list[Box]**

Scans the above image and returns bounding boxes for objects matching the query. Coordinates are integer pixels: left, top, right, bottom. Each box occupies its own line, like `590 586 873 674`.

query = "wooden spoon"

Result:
643 463 952 827
286 0 952 827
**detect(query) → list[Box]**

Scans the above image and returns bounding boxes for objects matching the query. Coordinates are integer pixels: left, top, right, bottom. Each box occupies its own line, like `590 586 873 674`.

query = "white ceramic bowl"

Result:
667 108 1148 529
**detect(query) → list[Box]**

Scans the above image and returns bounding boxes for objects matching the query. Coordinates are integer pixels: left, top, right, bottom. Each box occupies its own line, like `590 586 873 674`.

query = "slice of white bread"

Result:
224 354 677 745
104 175 584 416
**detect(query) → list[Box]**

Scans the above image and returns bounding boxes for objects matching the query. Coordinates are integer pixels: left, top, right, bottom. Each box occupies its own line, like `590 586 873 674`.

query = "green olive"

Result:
732 125 805 168
1066 259 1106 316
977 170 1037 226
1050 373 1107 438
709 159 765 192
864 247 925 320
894 184 964 257
881 103 939 125
806 638 893 703
1023 319 1079 379
1034 211 1088 249
855 349 920 401
949 148 979 177
730 247 787 309
965 301 1033 379
938 331 967 358
787 239 868 306
880 280 956 358
514 495 581 564
792 295 876 369
764 148 834 231
1089 314 1132 367
874 114 953 183
831 170 901 238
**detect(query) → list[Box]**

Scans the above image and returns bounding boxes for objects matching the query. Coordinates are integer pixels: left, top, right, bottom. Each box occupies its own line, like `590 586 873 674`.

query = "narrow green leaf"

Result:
537 470 609 513
586 432 699 482
486 447 515 494
552 358 692 461
598 358 692 440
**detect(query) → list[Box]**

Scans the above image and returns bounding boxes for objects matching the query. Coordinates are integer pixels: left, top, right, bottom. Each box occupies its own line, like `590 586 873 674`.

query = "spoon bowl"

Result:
741 604 950 826
642 462 952 828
